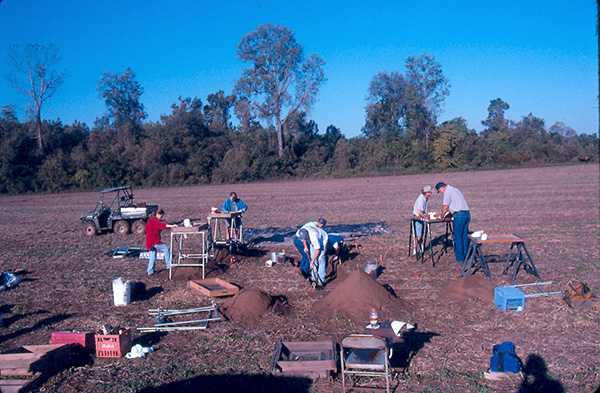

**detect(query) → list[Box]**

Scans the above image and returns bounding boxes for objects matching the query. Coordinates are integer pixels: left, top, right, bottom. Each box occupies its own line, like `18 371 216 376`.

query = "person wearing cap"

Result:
294 222 329 288
435 182 470 263
304 217 327 229
221 192 247 241
412 185 433 256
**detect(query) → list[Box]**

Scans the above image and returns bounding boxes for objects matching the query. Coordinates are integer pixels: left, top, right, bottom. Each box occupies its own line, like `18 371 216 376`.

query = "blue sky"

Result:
0 0 597 137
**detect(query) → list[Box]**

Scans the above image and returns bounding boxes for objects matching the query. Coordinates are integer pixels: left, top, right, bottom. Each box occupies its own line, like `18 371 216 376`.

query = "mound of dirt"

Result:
438 275 495 303
221 287 272 326
313 269 412 324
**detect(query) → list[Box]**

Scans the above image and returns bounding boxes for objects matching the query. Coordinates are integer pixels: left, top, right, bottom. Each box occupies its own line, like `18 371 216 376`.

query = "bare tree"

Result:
6 44 65 153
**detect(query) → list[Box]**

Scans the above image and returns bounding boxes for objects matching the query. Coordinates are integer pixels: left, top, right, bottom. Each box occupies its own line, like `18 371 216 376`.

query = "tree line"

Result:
1 25 597 194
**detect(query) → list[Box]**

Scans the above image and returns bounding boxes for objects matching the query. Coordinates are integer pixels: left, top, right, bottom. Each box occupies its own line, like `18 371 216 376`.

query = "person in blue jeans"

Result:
145 208 176 275
294 224 328 288
436 182 471 263
294 228 311 278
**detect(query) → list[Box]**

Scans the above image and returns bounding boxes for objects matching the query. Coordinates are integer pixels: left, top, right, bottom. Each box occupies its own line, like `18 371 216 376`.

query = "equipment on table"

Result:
137 301 221 332
340 334 391 393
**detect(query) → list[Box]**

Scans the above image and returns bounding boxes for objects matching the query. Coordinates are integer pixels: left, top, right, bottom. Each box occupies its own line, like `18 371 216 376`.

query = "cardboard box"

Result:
50 331 95 350
95 328 132 358
188 278 239 297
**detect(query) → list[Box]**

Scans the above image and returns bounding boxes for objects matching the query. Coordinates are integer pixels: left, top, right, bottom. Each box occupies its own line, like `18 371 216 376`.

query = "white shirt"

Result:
443 185 469 213
305 224 328 250
412 194 429 216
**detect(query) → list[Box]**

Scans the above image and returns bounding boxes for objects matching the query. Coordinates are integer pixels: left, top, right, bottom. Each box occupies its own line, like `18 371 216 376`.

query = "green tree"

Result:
363 71 407 139
204 90 235 134
96 67 147 147
404 53 450 148
6 44 66 153
235 23 326 157
482 98 510 135
0 104 18 122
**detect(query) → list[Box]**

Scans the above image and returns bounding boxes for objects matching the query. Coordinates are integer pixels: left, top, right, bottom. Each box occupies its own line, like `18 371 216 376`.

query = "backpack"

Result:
490 341 522 373
564 282 593 310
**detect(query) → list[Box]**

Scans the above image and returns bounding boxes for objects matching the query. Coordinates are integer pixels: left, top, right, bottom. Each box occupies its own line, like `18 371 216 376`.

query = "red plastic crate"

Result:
95 328 132 358
51 331 95 350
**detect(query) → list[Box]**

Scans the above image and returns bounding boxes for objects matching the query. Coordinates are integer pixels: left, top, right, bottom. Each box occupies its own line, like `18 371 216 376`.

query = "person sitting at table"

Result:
435 182 470 263
221 192 247 241
145 208 177 275
412 185 433 256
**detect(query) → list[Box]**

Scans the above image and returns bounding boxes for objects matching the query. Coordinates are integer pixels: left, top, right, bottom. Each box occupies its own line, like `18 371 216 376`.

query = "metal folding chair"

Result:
340 334 390 393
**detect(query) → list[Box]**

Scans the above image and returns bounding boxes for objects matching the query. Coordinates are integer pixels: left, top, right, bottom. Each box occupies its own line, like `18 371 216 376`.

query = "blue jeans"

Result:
147 243 171 275
452 211 470 262
413 221 424 238
294 237 310 276
311 245 327 284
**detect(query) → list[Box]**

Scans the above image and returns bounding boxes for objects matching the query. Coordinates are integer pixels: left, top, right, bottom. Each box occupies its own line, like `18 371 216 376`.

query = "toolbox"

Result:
51 331 95 350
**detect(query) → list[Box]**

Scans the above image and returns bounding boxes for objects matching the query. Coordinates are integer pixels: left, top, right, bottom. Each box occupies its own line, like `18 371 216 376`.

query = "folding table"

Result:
408 216 453 266
207 211 243 253
461 233 541 281
169 227 208 280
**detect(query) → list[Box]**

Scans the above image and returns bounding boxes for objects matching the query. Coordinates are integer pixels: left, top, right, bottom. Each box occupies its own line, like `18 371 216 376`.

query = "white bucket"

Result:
113 278 131 306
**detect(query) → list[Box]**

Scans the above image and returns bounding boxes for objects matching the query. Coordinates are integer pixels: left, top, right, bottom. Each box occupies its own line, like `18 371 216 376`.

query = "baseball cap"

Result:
317 217 327 226
297 228 308 239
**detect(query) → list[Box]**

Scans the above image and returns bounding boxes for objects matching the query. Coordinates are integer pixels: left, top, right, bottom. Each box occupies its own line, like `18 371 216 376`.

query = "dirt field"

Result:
0 164 598 393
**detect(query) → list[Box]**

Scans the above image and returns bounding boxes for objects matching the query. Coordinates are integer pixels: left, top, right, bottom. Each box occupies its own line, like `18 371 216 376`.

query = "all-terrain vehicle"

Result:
81 186 158 236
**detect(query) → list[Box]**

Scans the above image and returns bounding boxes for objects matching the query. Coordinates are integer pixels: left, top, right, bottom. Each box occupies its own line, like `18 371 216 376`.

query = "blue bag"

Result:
490 341 522 373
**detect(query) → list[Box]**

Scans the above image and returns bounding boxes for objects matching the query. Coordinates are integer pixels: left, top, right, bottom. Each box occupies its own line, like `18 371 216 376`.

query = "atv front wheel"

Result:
83 222 98 236
113 220 130 235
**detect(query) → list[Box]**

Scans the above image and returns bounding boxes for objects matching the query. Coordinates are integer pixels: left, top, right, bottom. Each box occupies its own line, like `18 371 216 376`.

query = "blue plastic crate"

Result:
494 286 525 311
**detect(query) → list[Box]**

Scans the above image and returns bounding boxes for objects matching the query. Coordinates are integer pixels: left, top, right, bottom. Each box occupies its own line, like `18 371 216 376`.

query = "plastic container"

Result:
95 327 132 358
369 308 378 327
494 286 525 311
112 278 131 306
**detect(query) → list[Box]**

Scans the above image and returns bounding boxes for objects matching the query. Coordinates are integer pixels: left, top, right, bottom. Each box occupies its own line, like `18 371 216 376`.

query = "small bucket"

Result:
270 252 286 264
113 278 131 306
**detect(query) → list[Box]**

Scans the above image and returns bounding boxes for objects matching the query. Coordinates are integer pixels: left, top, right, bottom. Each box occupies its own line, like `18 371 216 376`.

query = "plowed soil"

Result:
0 164 598 393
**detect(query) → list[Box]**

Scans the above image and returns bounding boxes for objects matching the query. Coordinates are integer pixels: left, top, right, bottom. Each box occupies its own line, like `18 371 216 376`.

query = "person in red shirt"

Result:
145 208 176 275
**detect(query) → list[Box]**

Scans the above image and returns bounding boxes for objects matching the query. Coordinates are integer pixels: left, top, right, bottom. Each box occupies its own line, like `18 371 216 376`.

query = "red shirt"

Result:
145 217 167 250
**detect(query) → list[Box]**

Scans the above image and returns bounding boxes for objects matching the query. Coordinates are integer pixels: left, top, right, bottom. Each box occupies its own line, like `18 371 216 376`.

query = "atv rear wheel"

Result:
131 219 146 235
113 220 130 235
83 222 98 236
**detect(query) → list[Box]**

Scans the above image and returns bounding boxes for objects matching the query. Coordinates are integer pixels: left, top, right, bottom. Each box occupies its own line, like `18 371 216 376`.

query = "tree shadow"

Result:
518 354 565 393
138 374 312 393
1 309 49 328
0 313 74 343
390 328 440 371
